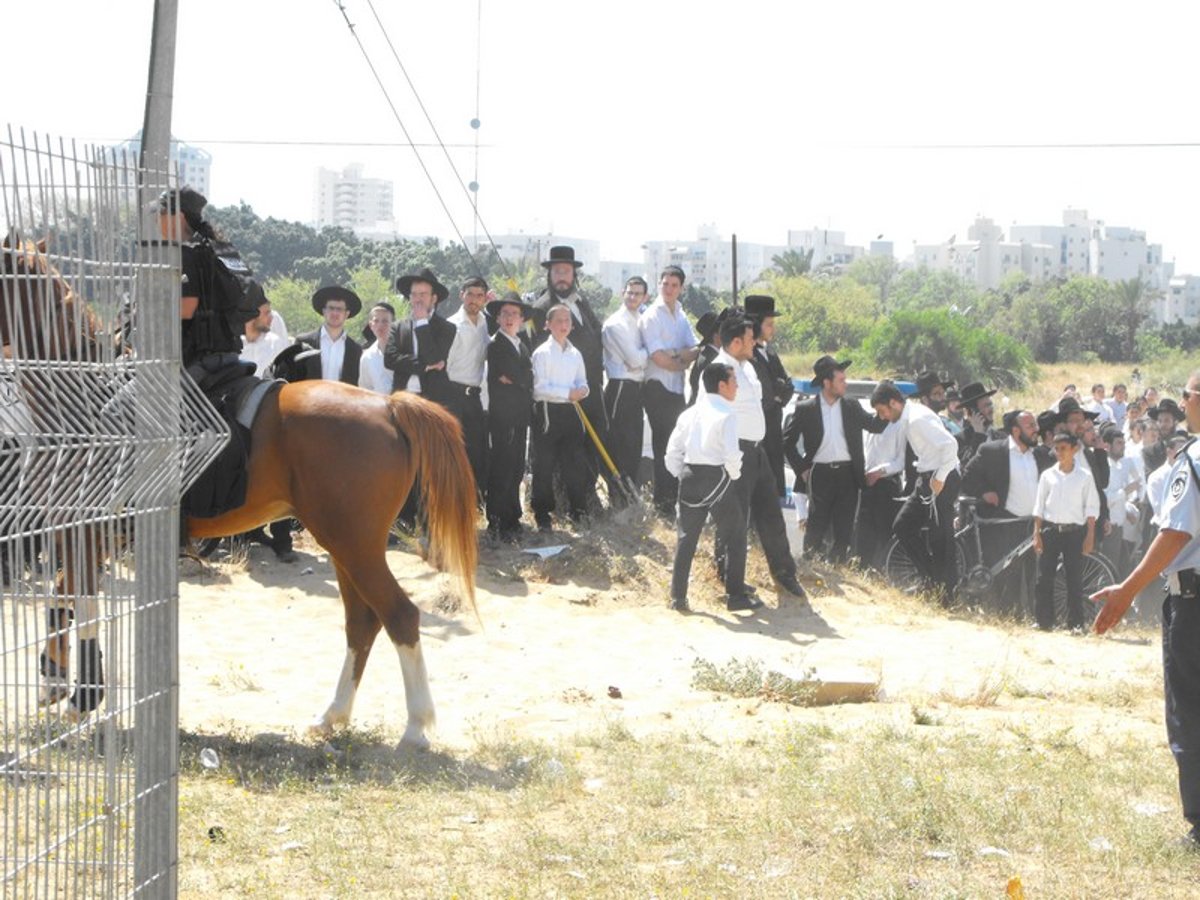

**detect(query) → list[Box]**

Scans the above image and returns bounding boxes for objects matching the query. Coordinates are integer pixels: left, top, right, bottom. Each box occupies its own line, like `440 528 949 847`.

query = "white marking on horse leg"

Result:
395 640 434 750
75 594 99 641
308 648 358 739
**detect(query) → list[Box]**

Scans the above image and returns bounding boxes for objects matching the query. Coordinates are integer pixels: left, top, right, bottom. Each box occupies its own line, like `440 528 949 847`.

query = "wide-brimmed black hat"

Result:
395 268 449 303
1054 396 1098 423
157 185 207 217
1154 398 1184 421
311 285 362 317
1036 410 1059 434
695 311 720 343
958 381 997 407
541 245 584 269
743 295 780 319
812 355 851 383
485 291 533 320
915 371 955 397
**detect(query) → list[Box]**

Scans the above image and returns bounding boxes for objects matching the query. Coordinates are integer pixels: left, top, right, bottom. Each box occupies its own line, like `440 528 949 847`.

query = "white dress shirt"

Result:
665 393 742 481
602 306 648 381
899 400 959 482
532 338 589 403
812 394 852 464
1034 463 1101 525
445 308 489 387
1005 436 1040 517
319 326 348 382
359 343 391 395
405 318 427 393
240 330 286 378
639 297 699 395
864 414 906 477
704 349 764 442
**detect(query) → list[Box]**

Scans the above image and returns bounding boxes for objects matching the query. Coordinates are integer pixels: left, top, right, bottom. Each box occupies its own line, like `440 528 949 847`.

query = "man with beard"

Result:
960 409 1049 610
957 381 1001 464
239 284 287 378
639 266 701 516
528 246 606 506
745 295 795 496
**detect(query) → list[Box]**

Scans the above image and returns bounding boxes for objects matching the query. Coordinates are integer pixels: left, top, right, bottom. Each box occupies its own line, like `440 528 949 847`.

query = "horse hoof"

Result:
399 726 430 752
69 686 105 715
306 720 335 742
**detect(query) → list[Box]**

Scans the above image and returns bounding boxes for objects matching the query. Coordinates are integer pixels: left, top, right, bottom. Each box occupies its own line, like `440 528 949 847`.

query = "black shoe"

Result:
669 596 690 613
774 574 808 599
726 593 764 612
275 548 298 563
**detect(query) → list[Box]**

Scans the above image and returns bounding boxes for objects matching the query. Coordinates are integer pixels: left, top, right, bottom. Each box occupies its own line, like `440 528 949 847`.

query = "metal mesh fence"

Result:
1 127 226 897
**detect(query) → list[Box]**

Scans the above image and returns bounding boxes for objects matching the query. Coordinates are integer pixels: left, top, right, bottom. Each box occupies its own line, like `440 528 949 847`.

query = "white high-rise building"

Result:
787 228 865 269
313 164 395 234
1156 276 1200 327
642 225 785 292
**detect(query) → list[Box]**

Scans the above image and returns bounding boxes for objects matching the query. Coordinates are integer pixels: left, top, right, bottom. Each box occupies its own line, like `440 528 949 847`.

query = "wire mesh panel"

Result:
1 128 227 897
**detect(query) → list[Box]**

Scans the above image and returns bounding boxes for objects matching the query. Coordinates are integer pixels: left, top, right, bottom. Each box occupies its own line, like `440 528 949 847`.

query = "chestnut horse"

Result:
1 237 477 749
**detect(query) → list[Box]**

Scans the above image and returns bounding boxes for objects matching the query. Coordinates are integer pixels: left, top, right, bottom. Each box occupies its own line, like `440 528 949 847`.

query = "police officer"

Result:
1094 370 1200 846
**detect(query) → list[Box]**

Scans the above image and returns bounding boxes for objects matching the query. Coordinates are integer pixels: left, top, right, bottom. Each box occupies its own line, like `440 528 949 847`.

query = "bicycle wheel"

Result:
1053 552 1117 626
883 537 967 597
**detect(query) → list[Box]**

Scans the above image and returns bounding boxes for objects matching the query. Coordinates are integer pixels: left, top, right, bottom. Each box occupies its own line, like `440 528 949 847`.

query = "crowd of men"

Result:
234 238 1195 627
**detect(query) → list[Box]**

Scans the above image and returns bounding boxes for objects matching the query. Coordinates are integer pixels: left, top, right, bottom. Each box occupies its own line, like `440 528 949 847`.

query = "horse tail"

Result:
386 393 479 620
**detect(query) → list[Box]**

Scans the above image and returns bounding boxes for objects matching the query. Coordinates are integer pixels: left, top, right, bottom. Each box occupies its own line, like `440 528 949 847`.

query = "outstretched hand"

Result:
1091 584 1134 634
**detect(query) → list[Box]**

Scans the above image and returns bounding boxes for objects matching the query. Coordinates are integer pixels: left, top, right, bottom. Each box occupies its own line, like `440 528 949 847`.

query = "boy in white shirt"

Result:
1033 431 1100 631
530 305 590 530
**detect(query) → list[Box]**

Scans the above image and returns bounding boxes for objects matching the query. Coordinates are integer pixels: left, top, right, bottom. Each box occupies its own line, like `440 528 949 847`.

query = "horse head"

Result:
1 233 100 361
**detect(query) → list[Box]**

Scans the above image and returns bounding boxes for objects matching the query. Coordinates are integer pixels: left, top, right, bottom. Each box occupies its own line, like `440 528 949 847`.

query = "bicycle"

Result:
884 497 1118 623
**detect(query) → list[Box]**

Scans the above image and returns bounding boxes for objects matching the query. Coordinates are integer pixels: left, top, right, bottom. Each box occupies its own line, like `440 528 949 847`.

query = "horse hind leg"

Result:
338 550 434 750
37 606 71 707
309 564 382 739
68 591 104 717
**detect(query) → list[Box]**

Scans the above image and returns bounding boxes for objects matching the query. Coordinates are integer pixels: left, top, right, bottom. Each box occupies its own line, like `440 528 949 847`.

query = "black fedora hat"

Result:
695 311 720 343
812 355 851 382
485 291 533 320
958 381 997 407
1036 409 1059 434
915 371 955 397
1154 398 1184 421
743 295 780 319
395 267 449 303
311 285 362 317
541 245 584 270
1055 396 1098 423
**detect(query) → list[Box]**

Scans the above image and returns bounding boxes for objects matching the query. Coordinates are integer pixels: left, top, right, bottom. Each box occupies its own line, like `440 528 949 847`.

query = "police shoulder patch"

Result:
1171 472 1188 500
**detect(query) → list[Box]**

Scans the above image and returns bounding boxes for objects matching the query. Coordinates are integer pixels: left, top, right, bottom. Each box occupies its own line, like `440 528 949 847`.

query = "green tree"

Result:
888 267 980 314
769 248 814 278
765 274 879 354
262 275 320 336
846 255 899 307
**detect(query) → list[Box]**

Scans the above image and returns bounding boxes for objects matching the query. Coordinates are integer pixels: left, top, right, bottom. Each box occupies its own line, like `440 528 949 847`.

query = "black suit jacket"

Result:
486 331 533 429
384 314 457 403
293 328 362 386
528 290 604 392
961 437 1052 518
783 394 886 492
753 345 795 411
687 343 720 407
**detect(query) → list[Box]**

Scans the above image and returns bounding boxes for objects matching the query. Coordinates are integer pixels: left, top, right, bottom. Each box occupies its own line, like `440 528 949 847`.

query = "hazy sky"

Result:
7 0 1200 271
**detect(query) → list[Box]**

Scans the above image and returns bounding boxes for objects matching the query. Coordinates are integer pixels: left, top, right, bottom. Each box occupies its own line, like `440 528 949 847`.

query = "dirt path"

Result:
178 533 1166 752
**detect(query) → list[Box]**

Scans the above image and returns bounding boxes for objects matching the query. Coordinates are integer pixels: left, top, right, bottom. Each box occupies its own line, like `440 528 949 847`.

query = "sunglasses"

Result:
1184 388 1196 401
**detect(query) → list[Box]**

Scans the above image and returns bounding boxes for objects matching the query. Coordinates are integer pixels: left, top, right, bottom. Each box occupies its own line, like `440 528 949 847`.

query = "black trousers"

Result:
804 462 859 563
486 420 527 535
1162 592 1200 833
979 517 1034 615
444 387 488 505
893 469 960 605
530 402 590 526
1035 524 1085 629
671 464 746 602
763 406 786 497
603 379 644 491
644 380 687 514
736 442 798 581
855 474 902 570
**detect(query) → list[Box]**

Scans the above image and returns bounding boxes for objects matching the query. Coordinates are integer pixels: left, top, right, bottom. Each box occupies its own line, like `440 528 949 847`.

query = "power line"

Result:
331 0 484 277
885 141 1200 150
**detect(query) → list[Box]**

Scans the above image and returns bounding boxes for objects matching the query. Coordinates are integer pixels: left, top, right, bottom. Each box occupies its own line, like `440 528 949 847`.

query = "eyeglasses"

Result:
324 305 348 313
1184 388 1196 401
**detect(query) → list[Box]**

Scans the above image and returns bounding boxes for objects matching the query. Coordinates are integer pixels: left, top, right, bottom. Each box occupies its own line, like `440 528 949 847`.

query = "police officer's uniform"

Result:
1153 437 1200 839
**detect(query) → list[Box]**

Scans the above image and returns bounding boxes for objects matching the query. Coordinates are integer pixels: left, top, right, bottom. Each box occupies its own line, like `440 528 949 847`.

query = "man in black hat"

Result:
385 268 457 406
1156 398 1187 437
745 295 795 496
528 246 607 506
687 310 722 407
601 276 650 493
783 355 885 564
485 293 535 542
956 380 1001 464
293 285 364 384
640 265 702 516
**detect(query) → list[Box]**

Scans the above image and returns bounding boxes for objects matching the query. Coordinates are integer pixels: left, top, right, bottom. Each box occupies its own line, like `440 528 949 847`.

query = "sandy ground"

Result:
176 521 1167 753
